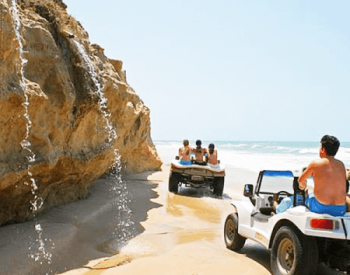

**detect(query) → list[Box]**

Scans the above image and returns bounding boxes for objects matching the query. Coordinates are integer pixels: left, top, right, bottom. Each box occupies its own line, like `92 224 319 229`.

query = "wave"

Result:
251 144 261 149
298 148 319 154
220 143 248 149
154 141 350 170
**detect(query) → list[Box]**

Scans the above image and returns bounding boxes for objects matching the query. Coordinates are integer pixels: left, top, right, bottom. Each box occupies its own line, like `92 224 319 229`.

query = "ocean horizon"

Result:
154 140 350 173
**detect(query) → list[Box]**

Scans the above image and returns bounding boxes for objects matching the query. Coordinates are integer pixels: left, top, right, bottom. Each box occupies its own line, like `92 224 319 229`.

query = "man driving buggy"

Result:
299 135 347 216
276 135 347 216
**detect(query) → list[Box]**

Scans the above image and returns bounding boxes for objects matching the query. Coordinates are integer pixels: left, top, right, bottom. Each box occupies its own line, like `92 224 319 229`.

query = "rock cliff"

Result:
0 0 162 226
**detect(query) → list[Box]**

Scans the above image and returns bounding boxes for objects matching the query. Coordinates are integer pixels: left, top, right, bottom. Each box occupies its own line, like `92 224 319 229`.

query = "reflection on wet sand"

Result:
60 167 271 275
166 191 223 223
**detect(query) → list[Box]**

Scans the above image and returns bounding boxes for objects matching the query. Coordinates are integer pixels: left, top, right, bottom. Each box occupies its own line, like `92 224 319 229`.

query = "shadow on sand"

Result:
0 171 161 275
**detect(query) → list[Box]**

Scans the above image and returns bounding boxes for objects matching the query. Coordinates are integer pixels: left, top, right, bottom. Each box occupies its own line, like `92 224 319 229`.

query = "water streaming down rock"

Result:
71 39 116 145
0 1 162 272
72 39 135 248
10 0 52 267
0 0 161 229
108 152 135 250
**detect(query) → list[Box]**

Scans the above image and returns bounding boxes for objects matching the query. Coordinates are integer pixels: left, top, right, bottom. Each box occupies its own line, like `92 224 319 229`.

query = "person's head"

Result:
183 139 189 146
196 140 202 147
320 135 340 157
208 143 215 153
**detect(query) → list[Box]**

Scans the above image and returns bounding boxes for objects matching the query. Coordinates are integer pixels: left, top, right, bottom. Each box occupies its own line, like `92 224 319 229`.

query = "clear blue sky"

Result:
64 0 350 142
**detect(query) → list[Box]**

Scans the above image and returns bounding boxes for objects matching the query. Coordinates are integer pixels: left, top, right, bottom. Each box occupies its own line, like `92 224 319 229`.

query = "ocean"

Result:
154 140 350 173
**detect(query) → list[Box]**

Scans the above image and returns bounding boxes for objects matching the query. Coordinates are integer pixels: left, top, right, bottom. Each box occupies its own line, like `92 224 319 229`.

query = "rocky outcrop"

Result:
0 0 162 225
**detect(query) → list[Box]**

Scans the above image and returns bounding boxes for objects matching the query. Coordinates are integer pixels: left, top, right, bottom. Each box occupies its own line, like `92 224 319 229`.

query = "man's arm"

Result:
298 164 314 190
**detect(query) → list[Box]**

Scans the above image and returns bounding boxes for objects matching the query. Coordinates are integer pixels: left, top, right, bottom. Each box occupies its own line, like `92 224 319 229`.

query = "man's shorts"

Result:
306 193 347 216
179 160 192 165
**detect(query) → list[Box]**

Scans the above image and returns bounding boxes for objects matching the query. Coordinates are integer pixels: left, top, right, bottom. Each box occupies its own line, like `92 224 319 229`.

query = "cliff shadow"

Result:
0 171 161 275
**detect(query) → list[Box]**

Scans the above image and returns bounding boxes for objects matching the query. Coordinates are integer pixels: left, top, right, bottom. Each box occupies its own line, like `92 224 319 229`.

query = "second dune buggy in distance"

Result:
168 156 225 197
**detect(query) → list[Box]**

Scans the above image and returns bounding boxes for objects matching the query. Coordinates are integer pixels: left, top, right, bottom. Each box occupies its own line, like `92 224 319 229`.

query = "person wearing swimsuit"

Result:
207 143 218 165
299 135 347 216
179 139 192 165
276 135 347 216
192 140 207 163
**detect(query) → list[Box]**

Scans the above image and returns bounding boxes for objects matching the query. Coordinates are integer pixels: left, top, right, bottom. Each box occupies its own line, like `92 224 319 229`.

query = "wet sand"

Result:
0 172 159 275
0 163 341 274
59 165 271 275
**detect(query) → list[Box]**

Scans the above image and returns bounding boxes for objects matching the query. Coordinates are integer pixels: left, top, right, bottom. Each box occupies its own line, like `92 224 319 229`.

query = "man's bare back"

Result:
299 135 347 206
299 157 346 205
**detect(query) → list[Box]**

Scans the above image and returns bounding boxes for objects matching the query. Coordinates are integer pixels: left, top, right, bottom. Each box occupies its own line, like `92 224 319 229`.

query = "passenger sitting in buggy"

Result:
191 140 207 165
179 139 192 165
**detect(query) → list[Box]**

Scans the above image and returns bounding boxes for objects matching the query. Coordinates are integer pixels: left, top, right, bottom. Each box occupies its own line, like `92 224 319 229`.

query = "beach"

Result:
59 164 272 275
0 141 348 274
0 159 270 275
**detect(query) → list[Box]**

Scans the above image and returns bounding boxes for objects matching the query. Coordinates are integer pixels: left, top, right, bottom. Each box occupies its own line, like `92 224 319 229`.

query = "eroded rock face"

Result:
0 0 162 225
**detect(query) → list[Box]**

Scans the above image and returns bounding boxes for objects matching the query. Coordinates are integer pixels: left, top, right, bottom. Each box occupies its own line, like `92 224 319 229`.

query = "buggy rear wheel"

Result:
271 226 318 275
213 177 224 197
169 171 179 193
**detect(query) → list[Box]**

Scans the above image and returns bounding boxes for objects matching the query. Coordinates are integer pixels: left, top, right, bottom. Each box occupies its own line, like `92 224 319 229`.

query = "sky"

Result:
64 0 350 142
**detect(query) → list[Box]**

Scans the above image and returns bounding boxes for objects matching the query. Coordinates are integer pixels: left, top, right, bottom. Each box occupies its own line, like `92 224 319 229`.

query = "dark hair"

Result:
183 139 189 146
320 135 340 156
196 140 202 146
209 143 215 154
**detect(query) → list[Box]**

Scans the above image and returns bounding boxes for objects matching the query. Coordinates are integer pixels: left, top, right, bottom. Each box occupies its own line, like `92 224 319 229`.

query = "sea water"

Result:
155 140 350 172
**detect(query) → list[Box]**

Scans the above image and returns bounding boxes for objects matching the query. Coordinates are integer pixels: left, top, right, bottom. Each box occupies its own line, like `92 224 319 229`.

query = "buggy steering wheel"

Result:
276 191 292 196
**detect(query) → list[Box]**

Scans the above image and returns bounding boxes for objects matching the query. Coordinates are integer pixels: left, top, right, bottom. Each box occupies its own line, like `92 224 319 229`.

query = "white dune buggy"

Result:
168 157 225 197
224 170 350 275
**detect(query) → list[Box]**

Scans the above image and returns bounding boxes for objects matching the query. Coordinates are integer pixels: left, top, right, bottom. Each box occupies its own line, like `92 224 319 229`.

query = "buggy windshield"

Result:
258 170 294 194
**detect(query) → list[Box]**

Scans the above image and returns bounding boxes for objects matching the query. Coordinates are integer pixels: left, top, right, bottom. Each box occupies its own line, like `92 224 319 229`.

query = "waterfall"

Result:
72 40 116 144
72 40 134 247
109 151 135 248
10 0 52 267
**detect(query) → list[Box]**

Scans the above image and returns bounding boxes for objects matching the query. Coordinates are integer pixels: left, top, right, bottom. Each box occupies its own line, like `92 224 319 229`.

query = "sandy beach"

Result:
59 164 271 275
0 162 270 275
0 162 342 275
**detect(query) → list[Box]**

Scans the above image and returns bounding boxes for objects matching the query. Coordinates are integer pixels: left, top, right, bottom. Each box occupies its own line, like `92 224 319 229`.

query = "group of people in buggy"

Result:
178 139 218 167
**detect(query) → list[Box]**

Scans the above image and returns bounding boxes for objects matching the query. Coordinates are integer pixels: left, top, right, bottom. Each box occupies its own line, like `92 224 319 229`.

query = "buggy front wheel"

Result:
224 213 246 251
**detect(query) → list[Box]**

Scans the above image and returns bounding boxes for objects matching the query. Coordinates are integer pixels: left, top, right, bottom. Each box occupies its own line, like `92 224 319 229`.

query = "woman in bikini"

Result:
207 143 218 165
179 139 192 165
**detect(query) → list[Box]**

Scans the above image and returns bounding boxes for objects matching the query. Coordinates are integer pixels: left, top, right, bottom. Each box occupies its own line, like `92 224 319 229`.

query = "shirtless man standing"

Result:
299 135 347 216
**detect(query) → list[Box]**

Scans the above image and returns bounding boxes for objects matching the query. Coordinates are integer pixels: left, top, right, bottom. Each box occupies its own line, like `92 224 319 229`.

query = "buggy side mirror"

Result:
244 184 254 197
175 156 180 160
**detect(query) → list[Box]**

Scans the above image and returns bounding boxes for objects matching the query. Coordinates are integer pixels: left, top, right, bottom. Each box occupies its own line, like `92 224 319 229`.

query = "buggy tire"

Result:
169 172 179 193
271 226 318 275
224 213 246 251
214 177 224 197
